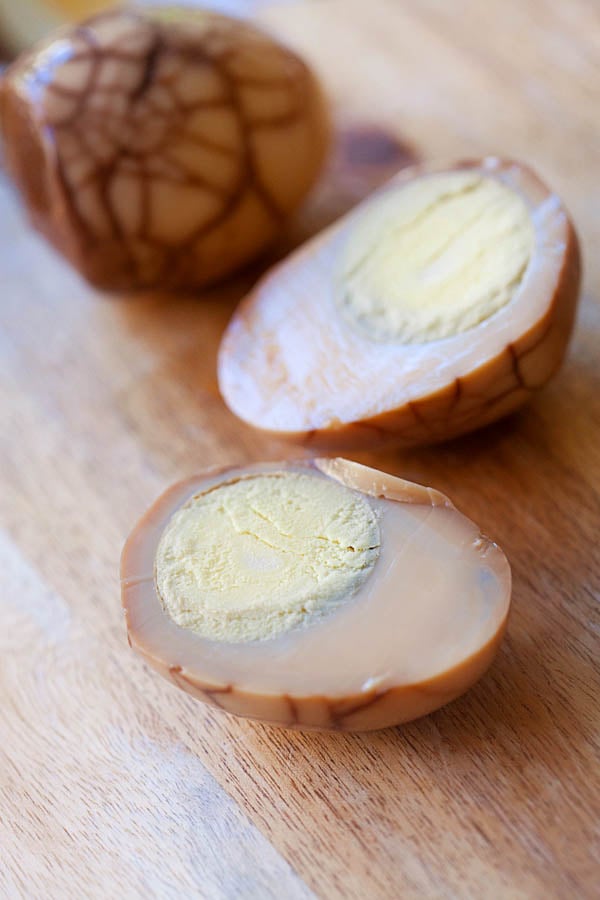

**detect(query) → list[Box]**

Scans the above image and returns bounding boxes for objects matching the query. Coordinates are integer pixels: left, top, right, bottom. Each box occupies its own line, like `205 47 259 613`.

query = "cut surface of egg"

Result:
218 158 580 449
121 458 511 731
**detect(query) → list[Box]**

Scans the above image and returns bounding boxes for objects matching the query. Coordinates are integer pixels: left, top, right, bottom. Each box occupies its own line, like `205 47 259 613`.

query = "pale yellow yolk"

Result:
155 472 380 643
336 171 535 343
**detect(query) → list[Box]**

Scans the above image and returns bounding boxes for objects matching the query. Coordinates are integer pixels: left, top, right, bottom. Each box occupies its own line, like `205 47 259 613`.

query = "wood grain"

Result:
0 1 598 898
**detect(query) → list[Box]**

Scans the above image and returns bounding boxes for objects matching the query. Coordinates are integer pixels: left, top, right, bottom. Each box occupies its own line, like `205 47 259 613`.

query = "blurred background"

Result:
0 0 280 55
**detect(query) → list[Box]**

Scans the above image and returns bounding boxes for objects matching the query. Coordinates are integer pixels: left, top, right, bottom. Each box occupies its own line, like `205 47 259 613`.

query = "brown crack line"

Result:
293 318 561 445
168 665 230 709
131 32 163 101
160 153 231 197
246 107 309 131
169 128 239 158
166 656 379 730
167 672 387 730
452 376 462 405
355 420 389 438
157 32 303 284
481 383 524 412
215 50 283 222
45 29 102 130
511 315 556 381
35 10 309 287
67 48 153 66
203 683 233 712
226 72 304 89
360 328 557 439
283 694 300 726
48 27 135 274
507 342 526 390
331 690 387 727
408 400 433 430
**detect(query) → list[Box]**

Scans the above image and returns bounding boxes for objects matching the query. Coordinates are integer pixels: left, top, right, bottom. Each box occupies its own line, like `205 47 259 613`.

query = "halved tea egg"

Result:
121 458 511 731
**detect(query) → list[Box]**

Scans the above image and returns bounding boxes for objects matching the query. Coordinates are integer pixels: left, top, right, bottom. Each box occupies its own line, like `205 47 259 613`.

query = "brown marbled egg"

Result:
0 7 330 291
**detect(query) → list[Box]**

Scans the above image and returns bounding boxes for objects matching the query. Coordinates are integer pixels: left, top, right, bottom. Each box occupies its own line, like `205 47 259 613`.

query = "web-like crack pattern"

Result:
2 9 324 290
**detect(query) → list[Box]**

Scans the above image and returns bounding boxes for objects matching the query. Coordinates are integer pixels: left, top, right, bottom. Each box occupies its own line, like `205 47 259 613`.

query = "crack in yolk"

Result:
155 472 381 643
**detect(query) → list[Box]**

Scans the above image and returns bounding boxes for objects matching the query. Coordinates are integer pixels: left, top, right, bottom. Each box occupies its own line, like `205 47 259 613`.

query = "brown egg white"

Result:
0 7 330 291
121 458 511 732
219 158 580 449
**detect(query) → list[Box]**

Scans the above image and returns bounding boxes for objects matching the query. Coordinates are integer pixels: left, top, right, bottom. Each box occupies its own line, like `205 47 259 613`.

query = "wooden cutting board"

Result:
1 1 598 897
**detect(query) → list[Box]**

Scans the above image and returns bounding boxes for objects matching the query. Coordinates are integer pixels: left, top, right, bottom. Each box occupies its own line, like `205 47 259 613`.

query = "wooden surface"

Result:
1 1 599 897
